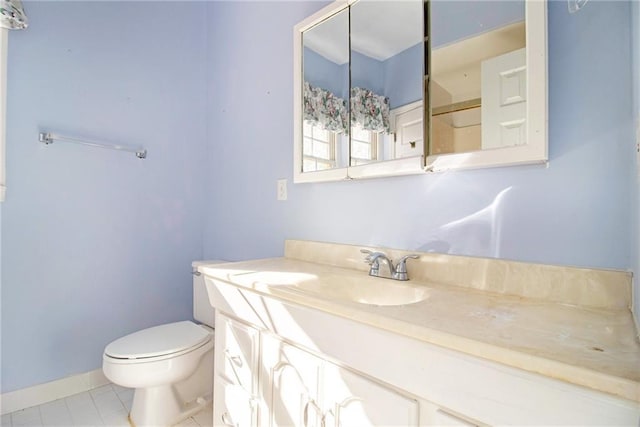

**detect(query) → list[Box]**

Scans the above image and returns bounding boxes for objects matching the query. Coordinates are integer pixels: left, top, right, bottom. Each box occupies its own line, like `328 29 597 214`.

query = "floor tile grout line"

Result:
5 384 212 427
86 388 102 426
39 397 72 426
10 403 44 426
61 394 74 425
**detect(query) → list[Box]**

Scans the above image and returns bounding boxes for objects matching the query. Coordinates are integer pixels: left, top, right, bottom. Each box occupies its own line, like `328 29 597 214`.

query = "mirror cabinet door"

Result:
430 1 525 155
300 8 350 175
349 0 424 167
426 0 548 171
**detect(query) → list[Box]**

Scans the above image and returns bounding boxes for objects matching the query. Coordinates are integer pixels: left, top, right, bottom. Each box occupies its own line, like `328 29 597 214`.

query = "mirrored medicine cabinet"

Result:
293 0 547 183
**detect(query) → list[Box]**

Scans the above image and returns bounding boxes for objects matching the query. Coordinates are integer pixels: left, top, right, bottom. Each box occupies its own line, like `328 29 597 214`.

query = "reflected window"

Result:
303 122 336 171
350 125 379 166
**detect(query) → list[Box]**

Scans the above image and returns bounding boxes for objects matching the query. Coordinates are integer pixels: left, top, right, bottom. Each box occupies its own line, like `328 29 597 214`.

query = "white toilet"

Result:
102 262 220 427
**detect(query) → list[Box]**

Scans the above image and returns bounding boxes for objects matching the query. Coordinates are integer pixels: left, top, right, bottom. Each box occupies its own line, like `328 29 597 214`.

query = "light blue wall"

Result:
351 51 384 96
635 0 640 120
204 1 328 261
1 2 207 392
632 0 639 328
431 0 525 49
382 43 422 109
0 205 2 390
303 48 348 100
204 1 635 285
353 44 423 109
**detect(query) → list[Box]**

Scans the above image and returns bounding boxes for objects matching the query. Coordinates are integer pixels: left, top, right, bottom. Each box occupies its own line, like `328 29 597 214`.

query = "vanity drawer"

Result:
215 312 260 393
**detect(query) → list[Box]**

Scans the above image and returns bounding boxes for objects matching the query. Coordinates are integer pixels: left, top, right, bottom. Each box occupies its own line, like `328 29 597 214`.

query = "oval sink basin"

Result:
280 276 429 306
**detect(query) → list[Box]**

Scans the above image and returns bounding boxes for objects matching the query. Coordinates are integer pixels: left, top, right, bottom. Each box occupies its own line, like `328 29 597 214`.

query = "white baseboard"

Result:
0 368 109 415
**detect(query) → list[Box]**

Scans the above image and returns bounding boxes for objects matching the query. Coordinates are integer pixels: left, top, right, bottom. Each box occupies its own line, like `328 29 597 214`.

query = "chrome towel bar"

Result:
39 132 147 159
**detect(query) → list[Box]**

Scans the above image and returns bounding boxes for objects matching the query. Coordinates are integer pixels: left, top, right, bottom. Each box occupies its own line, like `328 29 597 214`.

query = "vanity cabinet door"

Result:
261 334 419 427
214 313 261 427
323 365 420 427
213 376 258 427
261 335 323 427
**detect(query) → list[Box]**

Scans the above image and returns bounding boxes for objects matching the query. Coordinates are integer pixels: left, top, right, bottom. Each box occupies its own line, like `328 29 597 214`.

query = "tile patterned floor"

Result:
1 384 213 427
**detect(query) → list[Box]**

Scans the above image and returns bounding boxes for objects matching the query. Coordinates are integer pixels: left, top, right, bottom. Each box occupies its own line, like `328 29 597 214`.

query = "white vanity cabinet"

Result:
211 303 483 427
212 309 420 427
213 313 260 427
261 334 420 427
204 271 639 427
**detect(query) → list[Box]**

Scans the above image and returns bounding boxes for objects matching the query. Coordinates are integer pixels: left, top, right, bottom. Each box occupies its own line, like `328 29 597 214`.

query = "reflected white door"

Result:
393 103 424 159
481 48 526 149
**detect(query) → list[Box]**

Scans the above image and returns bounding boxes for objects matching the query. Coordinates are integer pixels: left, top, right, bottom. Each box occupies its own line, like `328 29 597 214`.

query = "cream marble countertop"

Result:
199 256 640 404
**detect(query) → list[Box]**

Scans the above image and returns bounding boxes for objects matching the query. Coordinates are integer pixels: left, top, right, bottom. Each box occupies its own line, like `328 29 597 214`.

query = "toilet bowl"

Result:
102 261 222 426
103 320 214 427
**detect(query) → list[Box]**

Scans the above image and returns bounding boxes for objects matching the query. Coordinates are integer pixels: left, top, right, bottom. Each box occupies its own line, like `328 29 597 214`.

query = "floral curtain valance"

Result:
0 0 28 30
303 81 348 134
350 87 390 133
303 82 391 134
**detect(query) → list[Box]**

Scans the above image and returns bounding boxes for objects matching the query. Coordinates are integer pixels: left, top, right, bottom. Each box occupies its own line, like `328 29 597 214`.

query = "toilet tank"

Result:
192 260 226 328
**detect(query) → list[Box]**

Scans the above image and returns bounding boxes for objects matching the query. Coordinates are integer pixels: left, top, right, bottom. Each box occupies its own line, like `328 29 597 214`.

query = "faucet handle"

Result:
393 254 419 280
395 254 419 271
360 249 382 263
361 249 390 277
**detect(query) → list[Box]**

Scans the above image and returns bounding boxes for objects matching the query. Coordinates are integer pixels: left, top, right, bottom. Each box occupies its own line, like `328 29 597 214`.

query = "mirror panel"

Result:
301 8 350 173
349 0 424 166
426 0 548 171
430 1 525 155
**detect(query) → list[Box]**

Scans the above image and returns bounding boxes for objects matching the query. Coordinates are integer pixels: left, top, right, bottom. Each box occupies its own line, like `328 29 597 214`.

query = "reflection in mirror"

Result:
430 1 526 155
349 0 423 166
302 9 349 172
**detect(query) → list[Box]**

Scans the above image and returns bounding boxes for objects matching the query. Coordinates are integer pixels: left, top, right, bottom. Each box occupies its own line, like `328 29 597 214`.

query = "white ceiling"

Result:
304 1 423 65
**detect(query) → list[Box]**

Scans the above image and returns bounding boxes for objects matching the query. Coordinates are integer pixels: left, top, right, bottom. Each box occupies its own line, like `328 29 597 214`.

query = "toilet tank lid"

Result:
105 321 210 359
192 260 227 267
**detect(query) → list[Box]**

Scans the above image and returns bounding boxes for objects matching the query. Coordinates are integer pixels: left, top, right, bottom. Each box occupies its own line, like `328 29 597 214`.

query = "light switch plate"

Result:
277 179 287 201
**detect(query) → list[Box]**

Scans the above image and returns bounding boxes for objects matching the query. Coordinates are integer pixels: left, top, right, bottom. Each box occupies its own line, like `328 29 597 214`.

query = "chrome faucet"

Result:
361 249 419 281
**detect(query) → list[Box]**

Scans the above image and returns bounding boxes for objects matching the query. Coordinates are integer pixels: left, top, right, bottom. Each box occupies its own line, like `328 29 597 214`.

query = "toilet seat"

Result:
105 321 210 361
